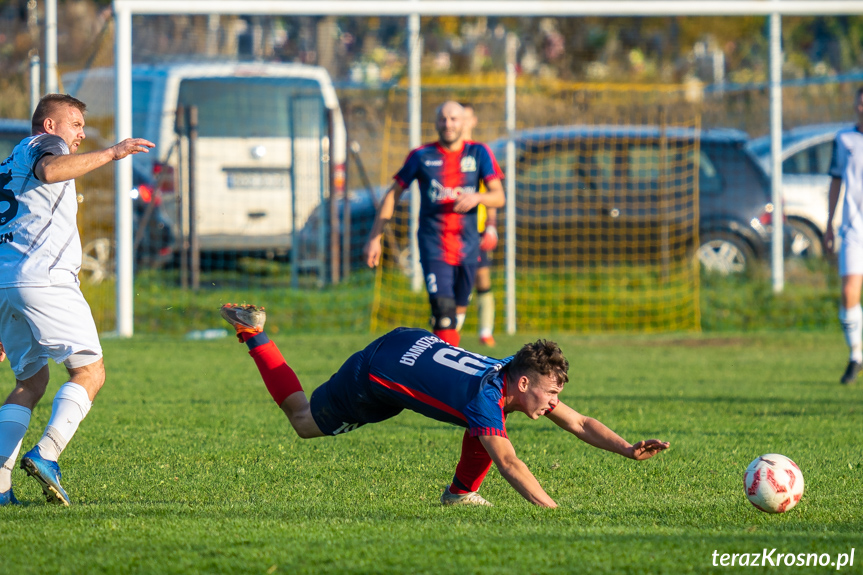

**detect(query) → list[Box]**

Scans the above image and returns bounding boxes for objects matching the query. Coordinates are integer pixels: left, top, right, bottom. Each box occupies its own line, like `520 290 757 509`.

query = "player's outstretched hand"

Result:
111 138 155 161
627 439 670 460
364 237 382 268
0 341 6 363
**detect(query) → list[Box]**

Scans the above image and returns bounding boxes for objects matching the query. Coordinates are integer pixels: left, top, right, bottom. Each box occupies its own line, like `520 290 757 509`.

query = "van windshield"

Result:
177 77 324 138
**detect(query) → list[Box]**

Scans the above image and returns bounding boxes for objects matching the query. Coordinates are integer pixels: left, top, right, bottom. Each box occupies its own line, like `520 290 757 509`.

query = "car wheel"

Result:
787 219 823 259
697 232 754 274
80 238 115 285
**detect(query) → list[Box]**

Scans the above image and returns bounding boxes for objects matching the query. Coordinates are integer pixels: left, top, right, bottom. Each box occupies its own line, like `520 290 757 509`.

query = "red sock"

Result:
451 431 493 493
249 340 303 406
434 329 460 347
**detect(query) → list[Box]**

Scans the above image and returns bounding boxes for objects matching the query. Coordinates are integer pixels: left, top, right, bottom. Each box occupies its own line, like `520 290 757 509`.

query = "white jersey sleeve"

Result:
0 134 83 287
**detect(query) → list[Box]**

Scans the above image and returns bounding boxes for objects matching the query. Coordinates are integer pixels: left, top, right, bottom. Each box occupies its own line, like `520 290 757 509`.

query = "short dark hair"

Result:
506 339 570 387
32 94 87 133
459 101 474 111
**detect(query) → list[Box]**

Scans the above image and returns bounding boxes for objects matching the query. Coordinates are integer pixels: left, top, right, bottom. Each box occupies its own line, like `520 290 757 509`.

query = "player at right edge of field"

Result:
219 303 670 507
825 86 863 384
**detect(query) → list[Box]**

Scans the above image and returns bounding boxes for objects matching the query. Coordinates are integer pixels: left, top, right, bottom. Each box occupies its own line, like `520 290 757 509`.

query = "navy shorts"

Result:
421 259 478 307
477 250 492 270
309 332 404 435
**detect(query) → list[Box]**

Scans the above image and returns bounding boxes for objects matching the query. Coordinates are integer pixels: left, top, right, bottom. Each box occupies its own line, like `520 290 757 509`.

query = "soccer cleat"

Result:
20 447 70 506
479 334 496 347
840 360 862 385
220 303 266 341
440 485 493 507
0 488 20 506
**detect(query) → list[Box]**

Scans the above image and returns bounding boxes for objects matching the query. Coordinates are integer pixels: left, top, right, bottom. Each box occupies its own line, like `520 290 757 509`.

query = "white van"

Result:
63 62 346 253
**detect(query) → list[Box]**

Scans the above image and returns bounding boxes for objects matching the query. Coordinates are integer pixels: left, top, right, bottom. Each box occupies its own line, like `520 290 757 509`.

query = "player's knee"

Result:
430 297 457 331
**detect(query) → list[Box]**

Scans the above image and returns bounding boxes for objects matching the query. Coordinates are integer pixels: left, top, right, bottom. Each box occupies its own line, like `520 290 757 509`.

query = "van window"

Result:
132 79 153 140
177 78 324 139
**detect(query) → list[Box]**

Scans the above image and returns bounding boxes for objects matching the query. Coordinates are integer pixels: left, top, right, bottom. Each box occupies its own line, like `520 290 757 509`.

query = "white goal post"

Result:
111 0 863 337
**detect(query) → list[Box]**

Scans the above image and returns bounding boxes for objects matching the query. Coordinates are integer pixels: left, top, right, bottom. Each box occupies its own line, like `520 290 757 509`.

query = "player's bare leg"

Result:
839 274 863 384
475 266 495 347
279 392 324 439
221 304 324 439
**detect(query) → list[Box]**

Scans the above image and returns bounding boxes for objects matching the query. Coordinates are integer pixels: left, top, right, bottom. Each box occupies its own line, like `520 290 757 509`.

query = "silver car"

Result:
746 123 846 257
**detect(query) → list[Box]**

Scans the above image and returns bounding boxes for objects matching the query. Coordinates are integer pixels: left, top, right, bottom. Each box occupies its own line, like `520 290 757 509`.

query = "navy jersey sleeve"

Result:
463 377 507 438
394 148 422 189
476 144 503 183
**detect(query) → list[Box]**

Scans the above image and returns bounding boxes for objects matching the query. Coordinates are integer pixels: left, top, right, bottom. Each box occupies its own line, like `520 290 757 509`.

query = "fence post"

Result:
770 12 785 293
328 107 340 284
188 105 200 290
342 101 352 281
505 32 518 335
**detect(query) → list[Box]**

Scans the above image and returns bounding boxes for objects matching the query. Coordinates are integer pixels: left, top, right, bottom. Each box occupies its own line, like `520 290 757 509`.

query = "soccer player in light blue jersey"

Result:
825 87 863 384
0 94 153 506
221 303 670 508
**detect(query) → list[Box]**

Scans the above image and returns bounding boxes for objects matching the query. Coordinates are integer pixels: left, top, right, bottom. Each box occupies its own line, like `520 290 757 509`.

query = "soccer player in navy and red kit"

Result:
220 303 671 508
364 101 505 347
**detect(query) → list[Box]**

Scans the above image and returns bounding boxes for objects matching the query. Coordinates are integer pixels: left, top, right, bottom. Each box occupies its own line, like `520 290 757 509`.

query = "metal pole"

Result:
114 5 134 337
175 106 189 289
342 103 352 281
408 11 422 292
44 0 57 93
328 108 340 284
290 99 299 289
505 33 517 335
29 53 40 115
770 12 784 293
188 106 200 290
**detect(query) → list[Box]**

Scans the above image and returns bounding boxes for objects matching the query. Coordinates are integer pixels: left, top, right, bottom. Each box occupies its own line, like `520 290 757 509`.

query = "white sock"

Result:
36 382 92 462
839 305 863 363
456 313 466 332
0 404 31 492
477 291 495 337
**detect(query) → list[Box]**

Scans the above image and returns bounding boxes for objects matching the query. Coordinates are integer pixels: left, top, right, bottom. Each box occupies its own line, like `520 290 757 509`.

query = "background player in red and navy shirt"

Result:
220 303 671 508
363 101 505 347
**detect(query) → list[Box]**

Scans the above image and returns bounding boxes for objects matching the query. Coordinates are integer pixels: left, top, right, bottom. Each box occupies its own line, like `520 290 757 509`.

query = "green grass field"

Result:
1 330 861 574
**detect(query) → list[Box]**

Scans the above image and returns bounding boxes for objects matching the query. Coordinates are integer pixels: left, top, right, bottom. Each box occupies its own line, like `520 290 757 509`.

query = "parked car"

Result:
0 117 176 281
746 123 845 258
296 185 385 272
486 125 782 274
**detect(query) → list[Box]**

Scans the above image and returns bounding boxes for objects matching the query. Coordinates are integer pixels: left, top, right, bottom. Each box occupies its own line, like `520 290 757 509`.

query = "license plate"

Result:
225 169 289 189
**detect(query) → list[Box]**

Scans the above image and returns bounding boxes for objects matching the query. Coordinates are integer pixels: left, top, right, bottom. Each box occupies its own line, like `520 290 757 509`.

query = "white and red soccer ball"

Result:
744 454 804 513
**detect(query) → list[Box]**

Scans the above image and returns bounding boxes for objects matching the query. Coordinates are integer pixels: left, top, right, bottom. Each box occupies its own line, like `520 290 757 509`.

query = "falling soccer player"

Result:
220 303 670 507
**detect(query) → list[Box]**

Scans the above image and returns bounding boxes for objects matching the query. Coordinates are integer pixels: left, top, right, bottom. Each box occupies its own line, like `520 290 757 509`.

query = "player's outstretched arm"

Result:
37 138 155 184
824 176 842 253
546 401 669 461
363 181 405 268
479 434 557 508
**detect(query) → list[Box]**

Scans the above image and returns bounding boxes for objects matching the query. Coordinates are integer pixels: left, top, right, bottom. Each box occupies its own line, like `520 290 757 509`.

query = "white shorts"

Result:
0 283 102 380
839 233 863 277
